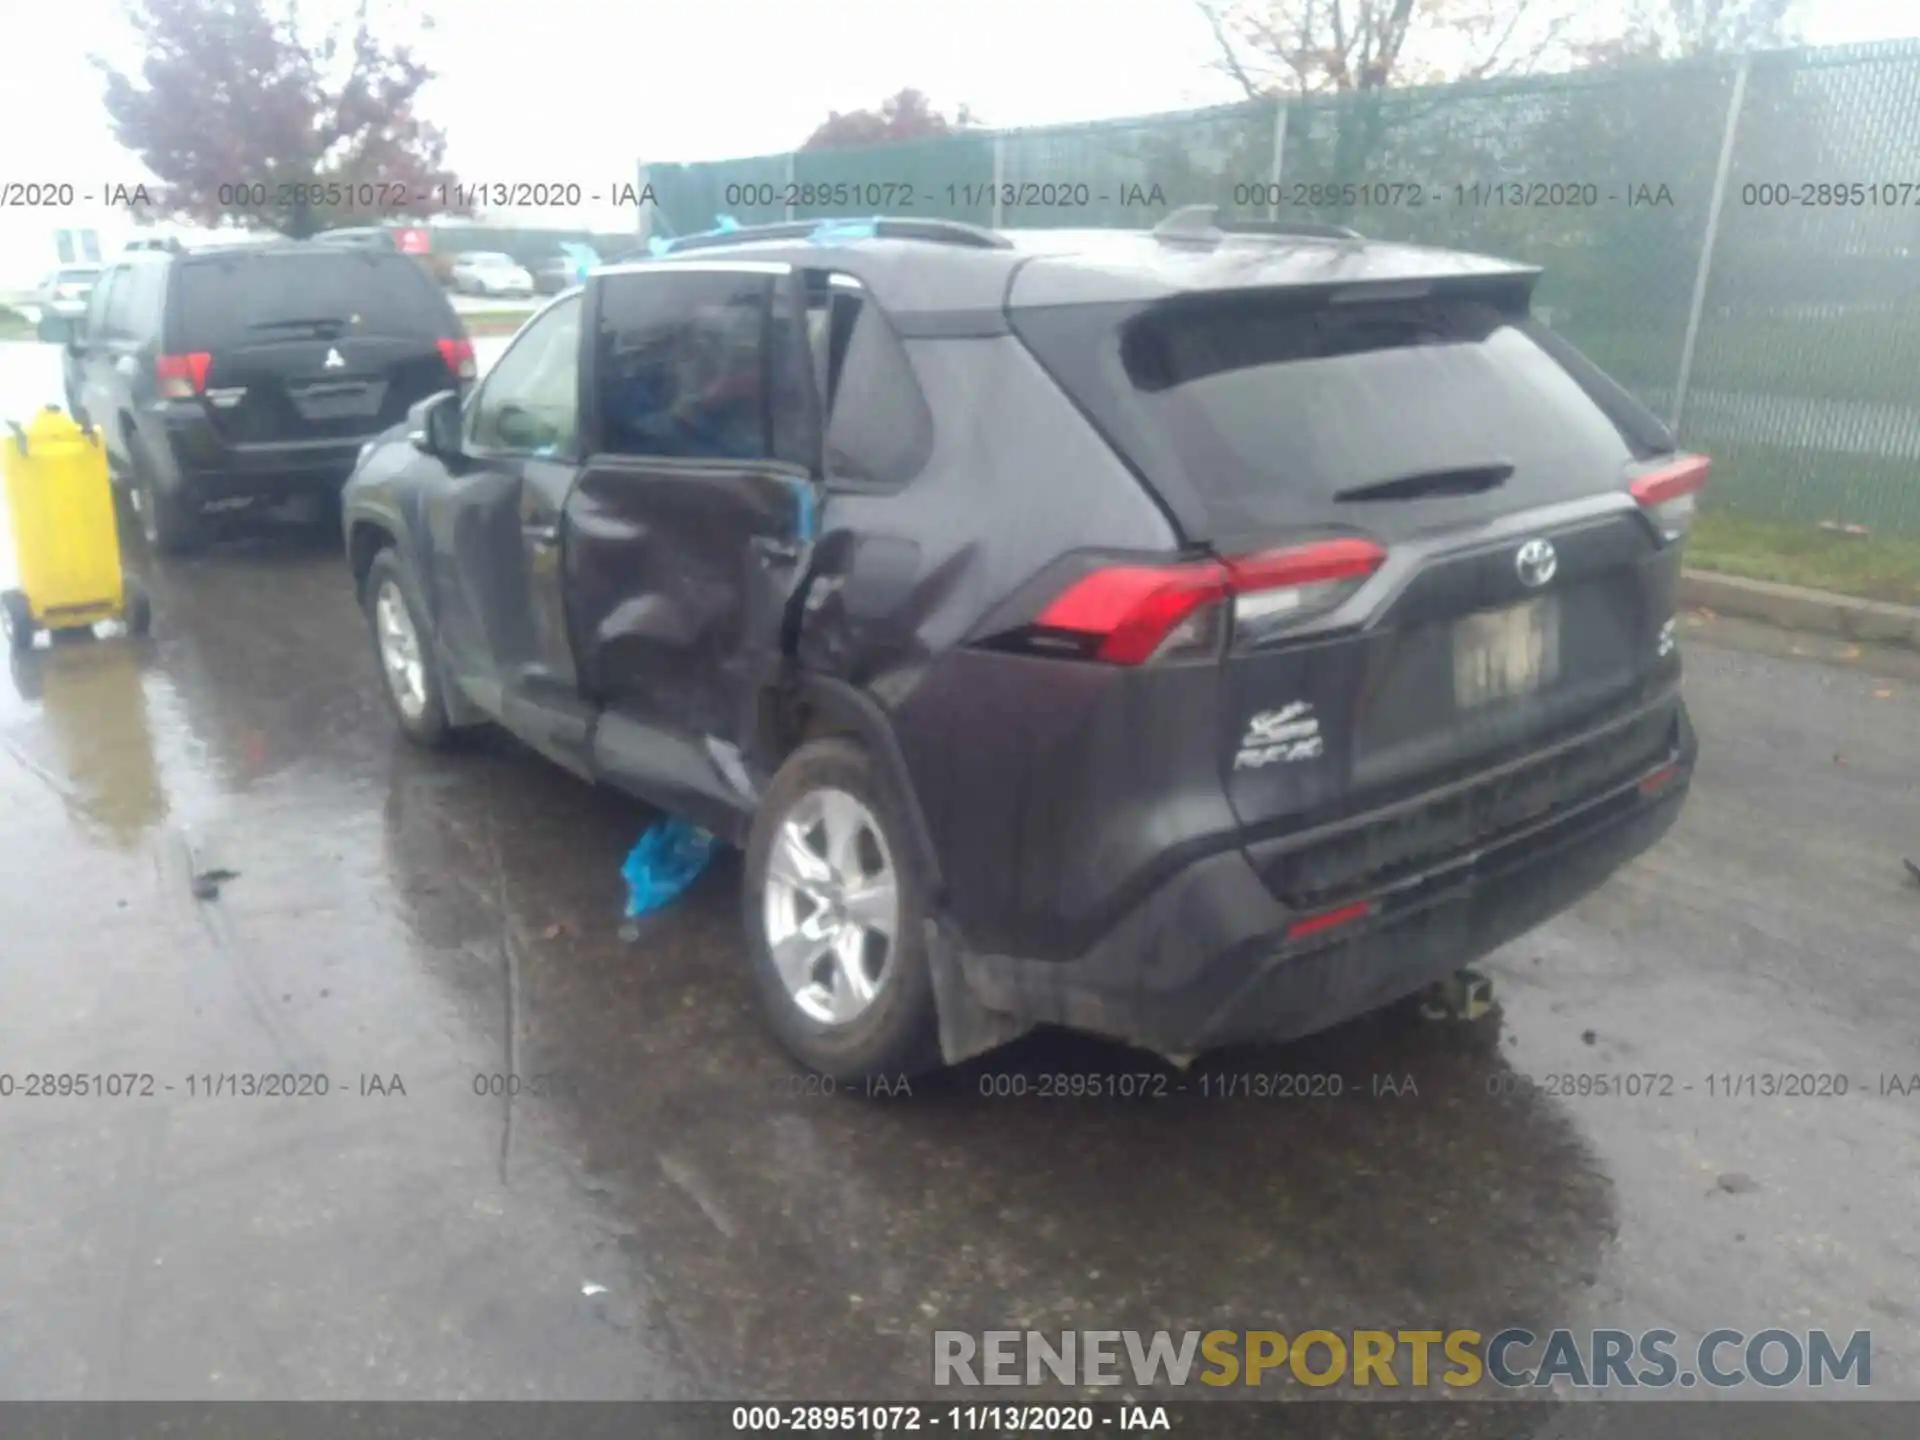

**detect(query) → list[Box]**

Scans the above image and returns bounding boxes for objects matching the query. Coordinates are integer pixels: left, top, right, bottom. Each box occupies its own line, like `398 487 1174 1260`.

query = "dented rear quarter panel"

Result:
794 333 1193 954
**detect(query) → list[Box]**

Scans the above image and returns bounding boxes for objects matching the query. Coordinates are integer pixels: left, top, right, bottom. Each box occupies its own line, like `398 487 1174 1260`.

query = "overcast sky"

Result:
1 0 1916 232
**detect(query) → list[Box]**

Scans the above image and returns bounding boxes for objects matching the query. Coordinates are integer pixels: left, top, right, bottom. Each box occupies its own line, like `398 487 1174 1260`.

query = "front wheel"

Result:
362 547 453 747
743 738 943 1085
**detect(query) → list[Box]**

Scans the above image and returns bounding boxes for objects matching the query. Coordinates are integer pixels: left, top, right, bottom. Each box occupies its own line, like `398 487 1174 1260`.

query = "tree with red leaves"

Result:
802 89 978 151
95 0 469 238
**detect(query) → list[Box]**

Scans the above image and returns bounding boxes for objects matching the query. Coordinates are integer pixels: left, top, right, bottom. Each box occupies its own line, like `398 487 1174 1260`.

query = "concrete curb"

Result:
1680 569 1920 651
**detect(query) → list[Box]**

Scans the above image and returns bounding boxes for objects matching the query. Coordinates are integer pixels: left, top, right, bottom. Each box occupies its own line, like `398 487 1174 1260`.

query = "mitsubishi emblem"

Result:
1515 538 1557 588
324 347 346 369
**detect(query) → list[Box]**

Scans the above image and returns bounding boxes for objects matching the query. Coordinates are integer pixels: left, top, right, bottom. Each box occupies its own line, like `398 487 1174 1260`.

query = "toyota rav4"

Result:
341 211 1702 1083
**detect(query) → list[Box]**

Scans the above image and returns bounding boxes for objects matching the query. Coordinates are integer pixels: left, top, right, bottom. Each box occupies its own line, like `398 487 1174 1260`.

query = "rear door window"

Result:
100 269 139 340
168 251 451 351
83 269 120 336
1013 292 1675 541
592 270 773 462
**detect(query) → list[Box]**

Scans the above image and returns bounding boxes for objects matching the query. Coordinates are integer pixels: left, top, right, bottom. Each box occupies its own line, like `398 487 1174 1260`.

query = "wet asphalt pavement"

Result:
0 339 1917 1420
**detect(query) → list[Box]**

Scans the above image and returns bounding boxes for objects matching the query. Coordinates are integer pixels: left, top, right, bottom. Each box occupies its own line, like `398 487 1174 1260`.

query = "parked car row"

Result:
447 246 602 298
35 265 103 319
33 212 1706 1087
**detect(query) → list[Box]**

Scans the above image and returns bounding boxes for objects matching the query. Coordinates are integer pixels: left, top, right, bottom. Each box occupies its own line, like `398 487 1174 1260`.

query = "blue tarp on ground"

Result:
621 818 719 917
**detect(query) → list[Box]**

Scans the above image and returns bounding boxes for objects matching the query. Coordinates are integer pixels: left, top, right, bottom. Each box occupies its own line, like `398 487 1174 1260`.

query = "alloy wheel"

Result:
761 787 901 1026
374 578 428 720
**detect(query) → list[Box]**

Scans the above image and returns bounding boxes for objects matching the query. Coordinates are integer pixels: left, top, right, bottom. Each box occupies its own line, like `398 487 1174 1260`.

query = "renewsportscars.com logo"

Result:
932 1327 1873 1391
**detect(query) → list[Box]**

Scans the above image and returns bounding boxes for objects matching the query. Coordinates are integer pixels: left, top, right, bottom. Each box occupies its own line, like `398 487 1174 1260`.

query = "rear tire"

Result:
362 547 453 748
743 737 943 1085
129 434 205 555
2 589 34 654
123 581 152 636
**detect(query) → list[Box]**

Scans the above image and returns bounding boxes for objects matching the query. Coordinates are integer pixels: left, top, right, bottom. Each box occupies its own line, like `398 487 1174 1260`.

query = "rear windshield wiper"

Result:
1334 463 1514 503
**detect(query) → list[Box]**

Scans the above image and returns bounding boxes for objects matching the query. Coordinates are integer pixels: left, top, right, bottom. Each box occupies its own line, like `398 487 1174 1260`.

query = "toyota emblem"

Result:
1515 538 1557 588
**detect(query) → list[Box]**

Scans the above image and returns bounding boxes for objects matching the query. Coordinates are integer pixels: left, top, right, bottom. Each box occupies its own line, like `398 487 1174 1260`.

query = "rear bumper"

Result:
161 415 367 499
953 704 1695 1058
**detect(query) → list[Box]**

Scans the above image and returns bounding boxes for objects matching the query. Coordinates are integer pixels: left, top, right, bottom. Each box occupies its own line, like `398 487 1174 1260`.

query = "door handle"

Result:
522 522 559 548
752 536 801 563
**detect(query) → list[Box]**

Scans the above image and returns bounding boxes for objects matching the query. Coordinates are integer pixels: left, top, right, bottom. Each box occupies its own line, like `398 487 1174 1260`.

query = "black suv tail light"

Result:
1031 538 1386 665
437 337 477 381
1630 454 1710 542
156 351 210 398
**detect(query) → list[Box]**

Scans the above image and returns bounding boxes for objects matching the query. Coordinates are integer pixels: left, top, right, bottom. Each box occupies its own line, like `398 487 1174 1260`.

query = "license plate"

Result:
1453 597 1560 709
293 381 382 421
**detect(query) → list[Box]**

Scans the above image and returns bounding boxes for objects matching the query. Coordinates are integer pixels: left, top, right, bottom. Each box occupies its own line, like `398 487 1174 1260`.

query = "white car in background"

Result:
36 265 103 318
449 252 535 297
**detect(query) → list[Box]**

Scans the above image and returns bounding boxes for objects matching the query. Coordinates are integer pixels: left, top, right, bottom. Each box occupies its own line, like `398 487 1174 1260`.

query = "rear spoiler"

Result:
1320 269 1543 309
1130 267 1545 323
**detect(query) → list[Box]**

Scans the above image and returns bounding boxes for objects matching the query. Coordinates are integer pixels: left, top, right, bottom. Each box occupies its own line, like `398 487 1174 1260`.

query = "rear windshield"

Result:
169 251 450 349
1012 290 1675 541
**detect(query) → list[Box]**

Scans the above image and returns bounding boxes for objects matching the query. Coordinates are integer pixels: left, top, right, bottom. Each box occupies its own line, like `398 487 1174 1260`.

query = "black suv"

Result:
341 211 1702 1083
43 242 475 553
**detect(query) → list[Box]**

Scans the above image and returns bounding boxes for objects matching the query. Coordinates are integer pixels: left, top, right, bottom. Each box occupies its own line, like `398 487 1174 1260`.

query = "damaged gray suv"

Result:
341 210 1702 1084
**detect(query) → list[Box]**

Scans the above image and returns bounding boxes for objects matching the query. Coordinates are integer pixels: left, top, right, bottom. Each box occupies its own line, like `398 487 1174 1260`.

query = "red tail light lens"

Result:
1033 538 1387 666
156 352 211 399
1035 559 1229 665
1630 454 1710 542
1286 899 1373 942
1638 761 1682 796
437 337 477 381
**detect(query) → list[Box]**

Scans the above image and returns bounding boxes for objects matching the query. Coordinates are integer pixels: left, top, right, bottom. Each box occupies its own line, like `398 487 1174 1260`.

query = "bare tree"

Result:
1195 0 1587 98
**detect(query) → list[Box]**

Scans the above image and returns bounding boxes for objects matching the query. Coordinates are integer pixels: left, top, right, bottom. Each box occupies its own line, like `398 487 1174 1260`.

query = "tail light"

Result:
1286 898 1373 943
437 337 477 381
1630 454 1710 542
156 352 211 399
1031 537 1386 665
1638 760 1682 796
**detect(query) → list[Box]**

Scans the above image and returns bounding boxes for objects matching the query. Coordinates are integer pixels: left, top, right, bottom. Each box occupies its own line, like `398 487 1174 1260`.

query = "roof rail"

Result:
1152 203 1363 244
653 216 1012 255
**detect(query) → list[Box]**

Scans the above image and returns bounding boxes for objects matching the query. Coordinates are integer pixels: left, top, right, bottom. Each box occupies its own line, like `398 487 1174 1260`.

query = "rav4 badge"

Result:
1234 702 1324 770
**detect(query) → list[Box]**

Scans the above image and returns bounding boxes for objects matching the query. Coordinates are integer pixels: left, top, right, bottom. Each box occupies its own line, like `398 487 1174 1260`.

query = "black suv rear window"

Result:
170 251 449 349
1013 291 1675 541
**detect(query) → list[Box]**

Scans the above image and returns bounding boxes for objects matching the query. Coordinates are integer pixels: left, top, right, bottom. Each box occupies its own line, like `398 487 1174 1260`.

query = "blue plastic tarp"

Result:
621 818 719 917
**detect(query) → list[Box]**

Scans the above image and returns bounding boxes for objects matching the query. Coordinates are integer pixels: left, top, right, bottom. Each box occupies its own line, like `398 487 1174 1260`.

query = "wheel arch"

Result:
348 514 398 593
772 674 944 898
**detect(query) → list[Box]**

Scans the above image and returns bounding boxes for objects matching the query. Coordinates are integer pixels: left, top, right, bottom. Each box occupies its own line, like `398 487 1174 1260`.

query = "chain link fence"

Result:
642 41 1920 535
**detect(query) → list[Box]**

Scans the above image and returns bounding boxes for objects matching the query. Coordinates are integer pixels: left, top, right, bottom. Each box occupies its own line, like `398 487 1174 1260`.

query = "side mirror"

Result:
494 402 544 451
409 391 464 458
36 314 74 346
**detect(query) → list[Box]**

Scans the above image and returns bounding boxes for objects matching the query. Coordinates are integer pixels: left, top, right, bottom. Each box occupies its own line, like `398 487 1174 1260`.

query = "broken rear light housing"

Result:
1630 454 1710 542
1029 537 1387 665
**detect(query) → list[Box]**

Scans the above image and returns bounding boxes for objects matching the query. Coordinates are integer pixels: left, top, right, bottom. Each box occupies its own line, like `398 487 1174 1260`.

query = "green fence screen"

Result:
642 42 1920 535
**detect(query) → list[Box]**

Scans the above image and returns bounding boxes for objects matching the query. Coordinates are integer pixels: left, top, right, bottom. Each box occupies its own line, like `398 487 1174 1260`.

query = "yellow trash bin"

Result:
1 405 150 652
